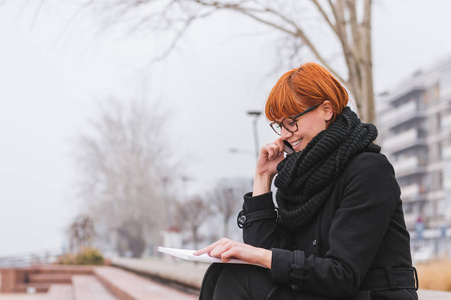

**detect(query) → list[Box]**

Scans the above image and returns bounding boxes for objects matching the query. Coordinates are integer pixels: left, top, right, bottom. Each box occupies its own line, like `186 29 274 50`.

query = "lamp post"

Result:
247 110 262 160
162 177 172 229
181 176 193 202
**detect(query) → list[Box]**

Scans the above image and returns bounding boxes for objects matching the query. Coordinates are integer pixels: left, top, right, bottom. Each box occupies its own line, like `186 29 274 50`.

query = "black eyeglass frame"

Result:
269 103 322 136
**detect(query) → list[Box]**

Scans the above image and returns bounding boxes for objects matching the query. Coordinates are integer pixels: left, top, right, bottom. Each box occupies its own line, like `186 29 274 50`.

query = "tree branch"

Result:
150 15 197 62
346 0 362 63
204 1 348 84
311 0 338 36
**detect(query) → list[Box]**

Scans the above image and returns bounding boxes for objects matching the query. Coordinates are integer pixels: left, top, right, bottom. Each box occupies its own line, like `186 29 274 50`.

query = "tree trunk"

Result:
223 216 229 238
192 226 199 249
361 0 375 124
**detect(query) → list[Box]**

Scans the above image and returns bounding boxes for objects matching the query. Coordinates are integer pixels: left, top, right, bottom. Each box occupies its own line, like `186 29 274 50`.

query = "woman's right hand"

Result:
256 138 285 176
253 138 285 196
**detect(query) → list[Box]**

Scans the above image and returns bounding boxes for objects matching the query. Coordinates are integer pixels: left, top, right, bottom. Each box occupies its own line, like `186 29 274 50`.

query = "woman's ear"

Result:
322 100 334 122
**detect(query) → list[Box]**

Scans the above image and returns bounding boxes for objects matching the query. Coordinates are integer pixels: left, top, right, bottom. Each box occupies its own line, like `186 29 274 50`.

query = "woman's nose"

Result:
280 127 293 139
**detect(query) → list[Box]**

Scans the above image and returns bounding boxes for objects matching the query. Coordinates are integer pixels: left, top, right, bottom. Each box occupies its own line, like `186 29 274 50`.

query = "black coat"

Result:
242 152 418 300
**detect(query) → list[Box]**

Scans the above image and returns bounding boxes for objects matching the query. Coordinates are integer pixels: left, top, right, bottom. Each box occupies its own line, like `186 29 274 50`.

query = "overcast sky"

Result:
1 0 451 256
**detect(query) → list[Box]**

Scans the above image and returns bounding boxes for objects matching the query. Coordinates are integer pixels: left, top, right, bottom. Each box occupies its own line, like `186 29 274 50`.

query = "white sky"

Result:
1 0 451 256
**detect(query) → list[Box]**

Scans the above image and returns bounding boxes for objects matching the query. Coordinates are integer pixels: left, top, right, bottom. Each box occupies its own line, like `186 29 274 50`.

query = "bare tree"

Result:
67 214 97 252
210 177 251 238
116 220 147 257
76 98 171 256
78 0 375 122
175 195 211 249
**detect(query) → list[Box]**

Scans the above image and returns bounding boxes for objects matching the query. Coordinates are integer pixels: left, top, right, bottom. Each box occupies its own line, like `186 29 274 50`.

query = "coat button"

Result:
290 284 300 291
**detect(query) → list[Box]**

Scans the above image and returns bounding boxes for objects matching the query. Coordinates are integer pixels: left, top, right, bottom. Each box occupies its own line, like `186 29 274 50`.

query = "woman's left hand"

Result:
193 238 272 269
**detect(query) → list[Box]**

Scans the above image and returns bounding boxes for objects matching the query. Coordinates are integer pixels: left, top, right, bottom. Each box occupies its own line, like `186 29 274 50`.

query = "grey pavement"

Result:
417 289 451 299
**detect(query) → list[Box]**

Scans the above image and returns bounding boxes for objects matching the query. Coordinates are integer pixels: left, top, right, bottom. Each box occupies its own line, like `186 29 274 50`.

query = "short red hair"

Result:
265 63 348 124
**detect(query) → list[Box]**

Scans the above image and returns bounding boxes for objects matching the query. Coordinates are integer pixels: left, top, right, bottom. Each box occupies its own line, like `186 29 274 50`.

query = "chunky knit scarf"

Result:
274 107 380 232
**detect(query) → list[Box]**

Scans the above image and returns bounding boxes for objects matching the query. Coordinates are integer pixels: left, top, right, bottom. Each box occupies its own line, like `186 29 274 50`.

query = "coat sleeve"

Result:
241 192 295 251
269 153 402 297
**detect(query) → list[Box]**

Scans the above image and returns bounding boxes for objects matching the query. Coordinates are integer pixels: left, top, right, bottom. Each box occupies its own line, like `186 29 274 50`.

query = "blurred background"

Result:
1 0 451 294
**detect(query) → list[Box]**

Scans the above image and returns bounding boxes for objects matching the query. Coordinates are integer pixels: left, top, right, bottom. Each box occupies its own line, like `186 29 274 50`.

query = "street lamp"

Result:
162 177 172 228
181 176 193 202
247 110 262 160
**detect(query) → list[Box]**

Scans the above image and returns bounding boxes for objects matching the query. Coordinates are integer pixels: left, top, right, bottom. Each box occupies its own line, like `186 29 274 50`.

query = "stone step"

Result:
14 282 50 293
46 284 73 300
111 257 208 291
28 273 72 284
31 265 93 275
2 284 72 299
72 275 118 300
94 266 197 300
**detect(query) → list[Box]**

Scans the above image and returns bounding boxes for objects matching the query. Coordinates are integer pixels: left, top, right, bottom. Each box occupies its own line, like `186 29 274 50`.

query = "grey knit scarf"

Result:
274 107 380 232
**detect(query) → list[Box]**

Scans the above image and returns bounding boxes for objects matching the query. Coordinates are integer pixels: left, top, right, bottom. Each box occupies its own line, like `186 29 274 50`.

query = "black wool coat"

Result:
242 152 418 300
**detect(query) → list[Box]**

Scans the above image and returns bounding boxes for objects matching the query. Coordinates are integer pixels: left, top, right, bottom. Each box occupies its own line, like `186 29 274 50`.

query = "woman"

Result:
195 63 418 299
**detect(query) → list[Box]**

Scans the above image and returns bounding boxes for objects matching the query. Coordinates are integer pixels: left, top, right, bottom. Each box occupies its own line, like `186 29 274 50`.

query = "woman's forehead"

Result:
268 104 297 119
268 104 303 121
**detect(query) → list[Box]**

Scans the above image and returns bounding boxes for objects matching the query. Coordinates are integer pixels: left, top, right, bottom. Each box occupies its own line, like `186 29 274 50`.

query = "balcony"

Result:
401 183 421 200
443 145 451 159
442 113 451 126
392 156 426 177
444 176 451 190
379 101 420 129
382 128 424 153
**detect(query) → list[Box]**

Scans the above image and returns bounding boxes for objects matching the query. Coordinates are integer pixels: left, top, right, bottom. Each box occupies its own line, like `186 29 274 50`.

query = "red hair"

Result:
265 63 348 124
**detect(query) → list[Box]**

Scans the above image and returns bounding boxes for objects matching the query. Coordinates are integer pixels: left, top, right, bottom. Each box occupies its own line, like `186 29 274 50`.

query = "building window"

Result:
439 170 443 190
440 68 451 98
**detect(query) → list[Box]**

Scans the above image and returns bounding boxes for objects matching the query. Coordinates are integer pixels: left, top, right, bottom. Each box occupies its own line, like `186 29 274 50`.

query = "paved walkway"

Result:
418 289 451 299
2 258 451 299
113 257 451 300
72 275 117 300
111 257 209 291
2 287 450 300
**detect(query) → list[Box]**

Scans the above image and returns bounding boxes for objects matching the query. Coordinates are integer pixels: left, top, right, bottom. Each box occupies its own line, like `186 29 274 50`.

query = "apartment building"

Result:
377 56 451 235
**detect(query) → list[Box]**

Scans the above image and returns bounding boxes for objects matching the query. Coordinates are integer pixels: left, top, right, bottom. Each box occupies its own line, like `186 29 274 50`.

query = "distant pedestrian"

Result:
415 216 424 241
195 63 418 299
439 222 449 257
439 223 447 239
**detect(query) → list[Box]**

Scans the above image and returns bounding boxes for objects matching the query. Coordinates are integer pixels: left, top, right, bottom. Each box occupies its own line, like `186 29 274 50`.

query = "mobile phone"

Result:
283 141 295 154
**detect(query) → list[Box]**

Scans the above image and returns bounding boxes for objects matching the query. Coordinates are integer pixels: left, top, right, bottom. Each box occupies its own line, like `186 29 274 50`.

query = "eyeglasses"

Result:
269 103 321 136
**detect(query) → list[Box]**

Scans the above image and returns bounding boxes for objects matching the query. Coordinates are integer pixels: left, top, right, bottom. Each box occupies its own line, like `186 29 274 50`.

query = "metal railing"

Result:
0 249 61 269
